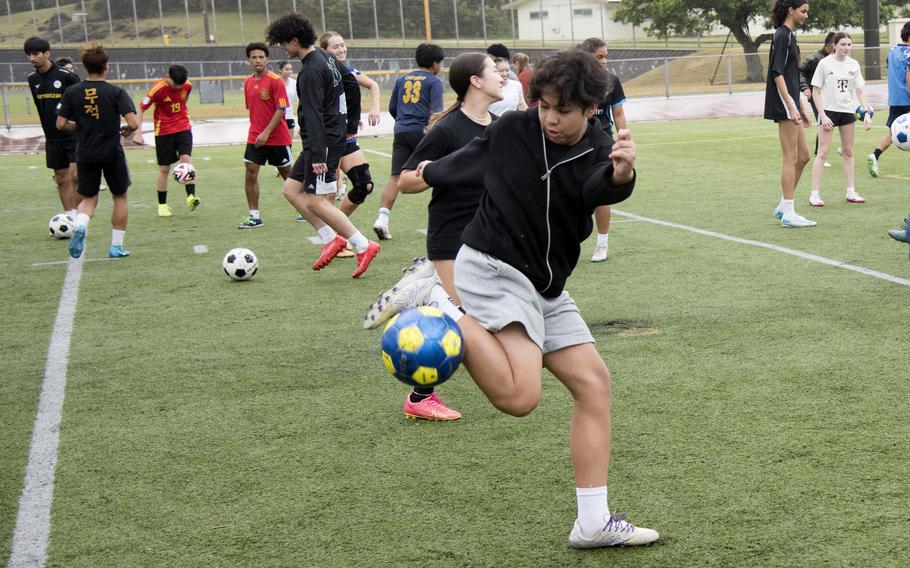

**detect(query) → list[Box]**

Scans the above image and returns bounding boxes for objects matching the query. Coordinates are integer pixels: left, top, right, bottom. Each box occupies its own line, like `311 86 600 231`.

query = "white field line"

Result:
363 149 393 158
32 257 116 268
613 209 910 287
9 254 84 568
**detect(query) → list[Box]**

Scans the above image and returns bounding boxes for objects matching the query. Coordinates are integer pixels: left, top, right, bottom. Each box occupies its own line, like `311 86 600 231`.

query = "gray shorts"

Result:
454 245 594 354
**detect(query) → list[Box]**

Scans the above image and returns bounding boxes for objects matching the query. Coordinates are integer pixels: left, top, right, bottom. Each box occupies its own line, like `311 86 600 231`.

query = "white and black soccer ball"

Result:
48 213 74 239
891 113 910 151
222 247 258 281
172 162 196 185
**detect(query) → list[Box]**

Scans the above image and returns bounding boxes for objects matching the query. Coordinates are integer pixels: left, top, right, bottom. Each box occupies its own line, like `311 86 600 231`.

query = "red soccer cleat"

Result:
352 240 381 278
313 235 348 270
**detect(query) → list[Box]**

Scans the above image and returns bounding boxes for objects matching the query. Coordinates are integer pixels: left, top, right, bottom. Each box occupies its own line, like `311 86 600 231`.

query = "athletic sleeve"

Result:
56 85 76 120
300 66 327 158
583 160 635 210
402 123 450 171
140 84 156 111
430 78 444 113
769 28 790 78
117 87 137 115
810 57 825 89
422 125 490 188
388 77 399 118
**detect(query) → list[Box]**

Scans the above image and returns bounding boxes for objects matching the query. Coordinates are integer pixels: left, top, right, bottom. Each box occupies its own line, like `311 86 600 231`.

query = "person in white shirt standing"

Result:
488 57 527 116
810 32 872 207
278 60 298 139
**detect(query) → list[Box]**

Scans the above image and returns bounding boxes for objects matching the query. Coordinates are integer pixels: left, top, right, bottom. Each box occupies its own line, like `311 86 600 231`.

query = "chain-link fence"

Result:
0 46 895 130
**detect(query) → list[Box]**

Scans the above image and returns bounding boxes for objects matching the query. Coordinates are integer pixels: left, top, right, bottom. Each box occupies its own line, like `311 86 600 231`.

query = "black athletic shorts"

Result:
285 118 296 131
391 131 424 175
289 146 345 194
824 110 856 127
77 158 130 197
45 139 76 170
886 105 910 127
244 143 293 167
343 139 361 157
155 129 193 165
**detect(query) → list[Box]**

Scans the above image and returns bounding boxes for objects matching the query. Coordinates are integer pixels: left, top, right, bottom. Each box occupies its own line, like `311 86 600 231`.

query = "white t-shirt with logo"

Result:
284 76 298 120
810 55 865 113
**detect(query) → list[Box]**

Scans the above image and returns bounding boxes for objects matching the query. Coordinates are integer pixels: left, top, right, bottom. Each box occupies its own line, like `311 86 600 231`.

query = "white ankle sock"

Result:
426 284 464 322
781 199 795 217
111 229 125 246
576 486 609 537
66 208 77 218
348 231 369 253
596 233 609 247
846 187 855 196
75 213 90 228
317 225 336 244
378 207 390 220
249 209 260 219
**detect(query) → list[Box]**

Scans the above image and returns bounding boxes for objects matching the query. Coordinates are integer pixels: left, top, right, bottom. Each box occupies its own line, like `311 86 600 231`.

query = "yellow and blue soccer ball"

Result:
380 307 464 387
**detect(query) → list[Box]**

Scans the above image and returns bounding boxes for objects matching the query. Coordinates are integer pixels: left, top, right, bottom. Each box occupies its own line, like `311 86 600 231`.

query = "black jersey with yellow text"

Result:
57 80 136 163
27 63 80 142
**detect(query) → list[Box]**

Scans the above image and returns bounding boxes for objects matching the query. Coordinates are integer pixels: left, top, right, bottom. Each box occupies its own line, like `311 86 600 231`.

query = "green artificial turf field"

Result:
3 118 909 567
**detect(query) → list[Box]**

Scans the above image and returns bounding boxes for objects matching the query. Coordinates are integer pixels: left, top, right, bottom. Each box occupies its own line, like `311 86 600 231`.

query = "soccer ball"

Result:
380 306 464 388
890 113 910 151
48 213 74 239
172 162 196 184
222 248 258 281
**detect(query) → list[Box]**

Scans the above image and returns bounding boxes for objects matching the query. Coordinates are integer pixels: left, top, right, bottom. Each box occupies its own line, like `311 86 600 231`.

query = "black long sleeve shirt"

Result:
296 49 346 158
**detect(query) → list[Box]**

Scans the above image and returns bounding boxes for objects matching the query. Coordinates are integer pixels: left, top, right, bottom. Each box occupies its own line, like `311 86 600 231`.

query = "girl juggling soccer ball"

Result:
364 49 659 547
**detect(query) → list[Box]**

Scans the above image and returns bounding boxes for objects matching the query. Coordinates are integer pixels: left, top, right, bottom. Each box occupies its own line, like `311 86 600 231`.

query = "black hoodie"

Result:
422 108 635 298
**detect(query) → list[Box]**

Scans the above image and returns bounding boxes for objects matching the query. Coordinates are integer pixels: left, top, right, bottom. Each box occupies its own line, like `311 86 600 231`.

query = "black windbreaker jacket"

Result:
423 108 635 298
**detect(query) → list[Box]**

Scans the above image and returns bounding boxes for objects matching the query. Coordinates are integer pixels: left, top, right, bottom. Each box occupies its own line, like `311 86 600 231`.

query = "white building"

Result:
503 0 639 42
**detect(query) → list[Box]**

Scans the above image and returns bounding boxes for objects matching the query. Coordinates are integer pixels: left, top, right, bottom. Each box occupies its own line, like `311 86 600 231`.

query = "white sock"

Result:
111 229 125 246
75 212 90 228
781 199 795 218
576 486 609 538
249 209 260 219
66 208 77 218
426 283 464 322
846 187 855 196
596 233 609 247
317 225 336 244
810 190 820 197
378 207 390 220
348 231 369 253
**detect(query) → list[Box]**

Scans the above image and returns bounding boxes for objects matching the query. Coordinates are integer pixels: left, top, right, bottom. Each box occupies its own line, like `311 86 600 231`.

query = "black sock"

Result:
157 191 167 205
410 387 434 403
186 183 196 196
874 148 883 159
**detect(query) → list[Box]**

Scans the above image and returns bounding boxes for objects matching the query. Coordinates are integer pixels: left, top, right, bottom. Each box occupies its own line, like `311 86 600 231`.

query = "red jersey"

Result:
140 79 192 136
244 71 292 146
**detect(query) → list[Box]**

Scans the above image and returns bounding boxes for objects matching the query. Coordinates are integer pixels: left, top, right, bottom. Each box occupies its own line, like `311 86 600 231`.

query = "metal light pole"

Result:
131 0 139 45
54 0 63 44
237 0 245 44
480 0 486 45
346 0 354 39
80 0 88 42
184 0 192 46
373 0 379 43
453 0 459 46
158 0 166 46
106 0 114 45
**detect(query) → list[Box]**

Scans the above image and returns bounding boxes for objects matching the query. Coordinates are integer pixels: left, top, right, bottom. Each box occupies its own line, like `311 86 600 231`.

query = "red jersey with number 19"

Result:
140 79 192 136
244 71 292 146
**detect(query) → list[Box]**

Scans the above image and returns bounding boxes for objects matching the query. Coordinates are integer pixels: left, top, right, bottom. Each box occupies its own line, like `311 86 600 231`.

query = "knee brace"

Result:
346 163 374 204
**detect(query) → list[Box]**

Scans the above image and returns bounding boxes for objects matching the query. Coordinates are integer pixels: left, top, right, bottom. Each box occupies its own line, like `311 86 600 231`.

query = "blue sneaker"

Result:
888 229 909 243
108 244 130 257
69 225 86 258
238 216 263 229
772 207 783 220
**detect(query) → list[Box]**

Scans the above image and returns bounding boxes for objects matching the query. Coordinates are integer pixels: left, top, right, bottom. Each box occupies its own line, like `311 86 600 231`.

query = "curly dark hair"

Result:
528 49 606 110
246 42 269 58
265 13 317 49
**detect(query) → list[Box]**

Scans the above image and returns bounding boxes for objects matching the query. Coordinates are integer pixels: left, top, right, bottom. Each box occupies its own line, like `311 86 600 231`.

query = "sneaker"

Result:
591 244 609 262
845 192 866 204
186 194 200 211
363 257 438 329
404 393 462 421
313 235 347 271
568 514 660 548
337 242 355 258
867 153 879 177
238 216 264 229
888 229 909 243
158 204 172 217
780 214 817 228
294 213 307 223
68 225 86 259
823 161 832 168
108 244 130 258
373 218 392 240
772 207 784 220
809 194 825 207
352 240 381 279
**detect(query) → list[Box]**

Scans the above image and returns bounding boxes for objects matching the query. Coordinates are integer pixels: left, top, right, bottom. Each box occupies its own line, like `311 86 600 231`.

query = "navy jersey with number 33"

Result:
389 70 444 134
